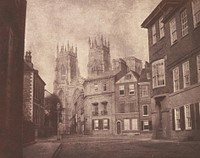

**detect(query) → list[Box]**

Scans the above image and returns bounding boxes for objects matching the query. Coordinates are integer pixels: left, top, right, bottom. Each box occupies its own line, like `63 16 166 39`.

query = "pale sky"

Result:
25 0 161 92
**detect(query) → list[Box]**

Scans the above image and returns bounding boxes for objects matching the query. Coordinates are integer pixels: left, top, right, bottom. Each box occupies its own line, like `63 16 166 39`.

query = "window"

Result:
141 85 149 97
94 83 98 91
181 9 188 37
184 105 192 130
174 108 181 130
125 74 131 80
143 105 149 116
103 119 109 130
61 65 66 80
124 119 130 130
192 0 200 28
197 55 200 82
103 83 107 91
182 61 190 88
146 73 150 80
152 59 165 88
159 16 165 39
93 103 98 116
94 120 99 130
173 67 180 92
169 18 177 45
129 84 135 95
119 85 125 96
143 120 149 131
152 24 157 45
120 103 125 113
130 102 137 112
101 102 108 115
132 119 138 130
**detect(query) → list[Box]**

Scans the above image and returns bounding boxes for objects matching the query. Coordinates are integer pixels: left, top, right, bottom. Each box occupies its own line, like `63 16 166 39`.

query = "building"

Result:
54 43 84 134
138 62 152 135
0 1 27 157
84 59 128 135
115 70 140 135
142 0 200 140
23 51 46 139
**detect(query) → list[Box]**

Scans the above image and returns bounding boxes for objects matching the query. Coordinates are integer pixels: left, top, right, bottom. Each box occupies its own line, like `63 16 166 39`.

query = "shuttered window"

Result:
169 18 177 45
131 119 138 130
184 105 192 130
192 0 200 28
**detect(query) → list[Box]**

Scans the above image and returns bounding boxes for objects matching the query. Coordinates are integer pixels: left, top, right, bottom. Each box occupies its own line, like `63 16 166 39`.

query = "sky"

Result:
25 0 161 92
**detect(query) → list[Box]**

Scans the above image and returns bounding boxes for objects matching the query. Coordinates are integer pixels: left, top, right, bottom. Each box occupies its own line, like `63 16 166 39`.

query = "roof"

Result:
84 69 120 82
141 0 182 28
24 61 46 86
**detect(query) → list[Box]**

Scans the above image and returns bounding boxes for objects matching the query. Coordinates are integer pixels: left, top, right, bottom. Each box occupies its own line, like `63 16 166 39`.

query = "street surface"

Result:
57 135 200 158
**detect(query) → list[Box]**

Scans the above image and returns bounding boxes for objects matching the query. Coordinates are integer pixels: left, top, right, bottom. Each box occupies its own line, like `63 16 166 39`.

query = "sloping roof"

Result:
141 0 182 28
116 70 140 84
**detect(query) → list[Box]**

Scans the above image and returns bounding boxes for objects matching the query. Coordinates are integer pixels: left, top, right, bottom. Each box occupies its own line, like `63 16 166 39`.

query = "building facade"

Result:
0 1 27 157
142 0 200 140
54 43 84 134
84 60 128 135
138 62 152 135
115 71 140 135
23 51 46 138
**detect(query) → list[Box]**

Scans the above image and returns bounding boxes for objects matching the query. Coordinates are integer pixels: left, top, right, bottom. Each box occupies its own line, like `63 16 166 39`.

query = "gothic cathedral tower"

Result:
53 42 80 134
87 36 111 78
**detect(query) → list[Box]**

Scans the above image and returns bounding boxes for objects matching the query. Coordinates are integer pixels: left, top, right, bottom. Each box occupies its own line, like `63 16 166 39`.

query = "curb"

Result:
52 143 62 158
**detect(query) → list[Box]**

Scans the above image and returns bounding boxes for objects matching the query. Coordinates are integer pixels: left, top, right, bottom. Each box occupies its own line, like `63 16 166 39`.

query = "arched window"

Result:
61 65 66 80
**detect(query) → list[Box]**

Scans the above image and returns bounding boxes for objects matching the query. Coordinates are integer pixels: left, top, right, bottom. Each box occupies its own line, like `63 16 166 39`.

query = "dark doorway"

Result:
117 122 121 134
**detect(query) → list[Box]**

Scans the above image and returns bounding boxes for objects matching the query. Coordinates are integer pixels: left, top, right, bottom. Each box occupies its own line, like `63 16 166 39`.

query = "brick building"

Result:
23 51 46 138
0 1 27 157
115 70 140 135
142 0 200 140
138 62 152 135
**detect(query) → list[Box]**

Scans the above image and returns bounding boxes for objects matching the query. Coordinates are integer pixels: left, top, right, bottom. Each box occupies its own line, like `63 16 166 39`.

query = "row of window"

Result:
173 55 200 92
94 83 107 92
151 0 200 46
119 84 135 96
92 102 108 116
172 102 200 131
119 84 150 97
92 119 109 130
123 119 152 131
152 54 200 90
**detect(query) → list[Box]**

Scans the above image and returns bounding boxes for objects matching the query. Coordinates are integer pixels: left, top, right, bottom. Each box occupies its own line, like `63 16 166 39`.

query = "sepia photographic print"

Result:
0 0 200 158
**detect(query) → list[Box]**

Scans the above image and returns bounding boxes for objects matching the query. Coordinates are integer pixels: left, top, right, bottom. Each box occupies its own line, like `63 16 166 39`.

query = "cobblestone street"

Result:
57 135 200 158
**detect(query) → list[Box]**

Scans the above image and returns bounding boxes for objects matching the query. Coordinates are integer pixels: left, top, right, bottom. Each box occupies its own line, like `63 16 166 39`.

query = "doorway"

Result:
117 121 121 134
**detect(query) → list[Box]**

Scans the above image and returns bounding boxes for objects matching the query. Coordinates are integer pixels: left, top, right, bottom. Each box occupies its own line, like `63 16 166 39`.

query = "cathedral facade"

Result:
53 43 83 134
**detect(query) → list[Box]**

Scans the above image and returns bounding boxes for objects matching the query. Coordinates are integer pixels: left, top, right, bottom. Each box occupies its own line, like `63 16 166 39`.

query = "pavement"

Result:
57 135 200 158
23 136 62 158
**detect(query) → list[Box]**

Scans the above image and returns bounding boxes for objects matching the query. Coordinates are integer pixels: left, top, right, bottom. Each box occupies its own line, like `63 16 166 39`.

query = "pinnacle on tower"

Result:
75 45 77 54
68 41 70 51
88 37 91 46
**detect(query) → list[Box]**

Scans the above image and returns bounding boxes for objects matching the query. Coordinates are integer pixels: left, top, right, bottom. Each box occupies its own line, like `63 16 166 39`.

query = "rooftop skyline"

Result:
25 0 161 92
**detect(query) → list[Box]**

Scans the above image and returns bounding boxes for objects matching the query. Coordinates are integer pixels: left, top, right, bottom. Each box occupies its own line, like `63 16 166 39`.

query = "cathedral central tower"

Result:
87 36 111 78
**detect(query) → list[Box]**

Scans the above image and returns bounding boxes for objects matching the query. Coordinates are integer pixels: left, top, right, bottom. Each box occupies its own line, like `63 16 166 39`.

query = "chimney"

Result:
25 51 33 68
